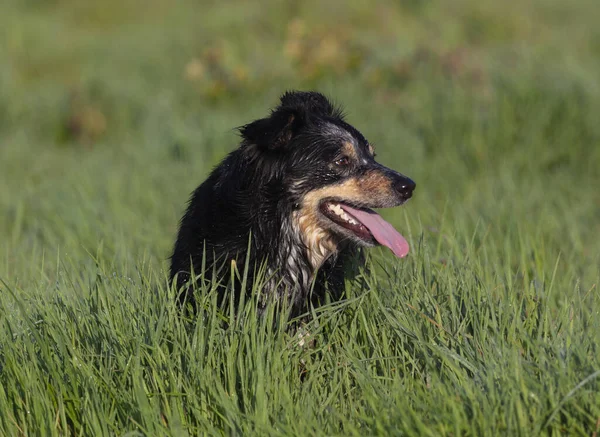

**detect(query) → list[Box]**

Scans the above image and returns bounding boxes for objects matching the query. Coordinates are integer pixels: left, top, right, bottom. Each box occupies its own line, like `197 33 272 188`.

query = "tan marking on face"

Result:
301 171 396 207
342 141 358 161
293 169 397 270
352 171 395 197
367 143 375 156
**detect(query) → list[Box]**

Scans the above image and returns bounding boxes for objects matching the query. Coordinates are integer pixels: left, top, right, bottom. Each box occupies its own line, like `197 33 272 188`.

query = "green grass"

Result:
1 0 599 435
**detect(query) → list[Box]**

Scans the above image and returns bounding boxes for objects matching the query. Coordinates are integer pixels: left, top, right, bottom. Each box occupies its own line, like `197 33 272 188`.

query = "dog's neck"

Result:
287 210 338 290
256 210 338 298
294 211 338 271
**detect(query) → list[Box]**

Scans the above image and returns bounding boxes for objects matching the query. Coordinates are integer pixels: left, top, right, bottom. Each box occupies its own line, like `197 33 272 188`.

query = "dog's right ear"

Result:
239 108 303 151
240 91 340 150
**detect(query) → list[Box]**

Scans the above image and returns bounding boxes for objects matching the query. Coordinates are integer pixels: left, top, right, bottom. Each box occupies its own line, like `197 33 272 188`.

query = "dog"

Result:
170 91 415 316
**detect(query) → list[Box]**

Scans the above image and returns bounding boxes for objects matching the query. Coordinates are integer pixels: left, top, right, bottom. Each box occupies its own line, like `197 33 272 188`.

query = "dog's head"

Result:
240 91 415 267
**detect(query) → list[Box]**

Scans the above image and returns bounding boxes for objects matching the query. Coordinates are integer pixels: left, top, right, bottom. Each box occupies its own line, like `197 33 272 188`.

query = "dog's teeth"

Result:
327 203 359 225
329 204 344 216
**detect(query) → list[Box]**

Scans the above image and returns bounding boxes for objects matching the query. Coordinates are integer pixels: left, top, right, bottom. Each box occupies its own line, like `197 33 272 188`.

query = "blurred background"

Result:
0 0 599 286
2 3 600 433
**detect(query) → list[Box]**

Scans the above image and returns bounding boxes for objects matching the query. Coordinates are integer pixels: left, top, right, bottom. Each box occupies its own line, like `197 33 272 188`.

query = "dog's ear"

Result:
239 108 302 151
239 91 341 151
279 91 338 118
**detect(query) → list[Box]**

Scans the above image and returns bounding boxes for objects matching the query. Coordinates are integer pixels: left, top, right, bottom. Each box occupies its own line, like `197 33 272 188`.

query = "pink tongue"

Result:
340 205 409 258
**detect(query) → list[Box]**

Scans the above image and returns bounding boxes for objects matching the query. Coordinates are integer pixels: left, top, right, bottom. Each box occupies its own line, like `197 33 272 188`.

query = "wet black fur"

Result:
170 91 414 316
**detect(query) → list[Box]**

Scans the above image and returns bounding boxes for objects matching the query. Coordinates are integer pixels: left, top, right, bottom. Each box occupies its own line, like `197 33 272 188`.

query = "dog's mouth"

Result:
319 200 409 258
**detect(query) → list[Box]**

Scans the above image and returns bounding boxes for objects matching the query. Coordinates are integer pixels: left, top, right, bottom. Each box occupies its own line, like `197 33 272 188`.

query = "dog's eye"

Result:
334 156 351 167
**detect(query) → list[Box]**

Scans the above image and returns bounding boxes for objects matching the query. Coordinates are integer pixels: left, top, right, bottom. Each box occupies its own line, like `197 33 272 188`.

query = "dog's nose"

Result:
394 177 416 199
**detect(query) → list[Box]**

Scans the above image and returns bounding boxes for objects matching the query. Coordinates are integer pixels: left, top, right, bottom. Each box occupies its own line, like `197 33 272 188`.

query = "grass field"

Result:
1 0 599 435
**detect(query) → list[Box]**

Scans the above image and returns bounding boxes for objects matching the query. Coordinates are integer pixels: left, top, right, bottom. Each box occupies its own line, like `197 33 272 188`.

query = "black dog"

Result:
170 91 415 316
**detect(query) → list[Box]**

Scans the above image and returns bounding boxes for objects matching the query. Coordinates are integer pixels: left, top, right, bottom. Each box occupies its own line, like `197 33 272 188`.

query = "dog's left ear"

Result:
239 108 304 151
240 91 340 150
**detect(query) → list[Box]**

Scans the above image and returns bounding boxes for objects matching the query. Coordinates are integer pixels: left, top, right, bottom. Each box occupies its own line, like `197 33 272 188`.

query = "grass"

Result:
1 0 599 435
